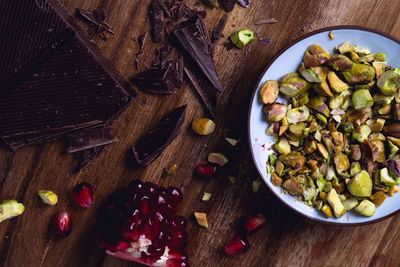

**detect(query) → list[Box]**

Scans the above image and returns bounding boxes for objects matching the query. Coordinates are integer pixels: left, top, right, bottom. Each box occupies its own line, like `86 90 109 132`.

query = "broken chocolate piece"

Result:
74 145 106 172
77 8 113 39
0 0 135 150
259 37 271 45
133 55 183 94
220 0 236 12
254 18 277 25
212 14 228 43
184 67 217 118
237 0 250 8
202 0 218 8
66 128 117 153
151 0 165 43
173 17 223 92
132 105 187 166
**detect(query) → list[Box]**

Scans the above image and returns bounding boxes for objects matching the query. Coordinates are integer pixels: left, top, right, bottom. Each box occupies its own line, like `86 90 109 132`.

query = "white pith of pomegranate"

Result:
96 180 189 267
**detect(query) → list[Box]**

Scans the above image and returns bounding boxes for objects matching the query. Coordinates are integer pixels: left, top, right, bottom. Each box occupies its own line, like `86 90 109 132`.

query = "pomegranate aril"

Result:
168 248 187 260
195 163 217 180
128 180 143 193
121 215 141 241
141 215 160 240
140 197 151 215
141 182 157 195
243 214 267 234
166 259 190 267
167 187 183 204
53 210 72 237
166 229 187 247
73 182 94 208
169 216 187 230
225 235 249 255
107 241 131 252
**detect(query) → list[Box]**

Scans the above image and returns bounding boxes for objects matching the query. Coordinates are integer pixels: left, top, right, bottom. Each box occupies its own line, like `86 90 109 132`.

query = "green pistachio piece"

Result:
348 170 372 197
308 96 330 117
327 189 346 218
230 29 254 48
388 140 399 159
286 106 310 124
354 80 375 90
354 199 376 217
377 70 400 95
328 54 354 71
372 93 394 105
380 167 396 186
289 122 306 136
359 53 386 63
303 44 330 67
275 137 291 155
300 68 323 83
350 162 361 176
263 103 287 121
279 75 311 98
314 80 333 97
327 71 349 93
352 125 371 143
372 61 386 79
342 63 375 84
352 89 373 109
0 200 25 223
341 198 359 211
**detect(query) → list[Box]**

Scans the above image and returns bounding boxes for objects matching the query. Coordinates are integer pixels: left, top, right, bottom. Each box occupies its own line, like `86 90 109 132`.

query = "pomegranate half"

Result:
95 180 189 267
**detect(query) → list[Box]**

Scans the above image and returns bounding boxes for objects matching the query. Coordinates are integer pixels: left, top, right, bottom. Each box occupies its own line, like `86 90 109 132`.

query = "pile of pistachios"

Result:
260 42 400 218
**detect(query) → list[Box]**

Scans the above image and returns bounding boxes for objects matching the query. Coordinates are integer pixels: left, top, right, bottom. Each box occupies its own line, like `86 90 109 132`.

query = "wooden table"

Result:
2 0 400 266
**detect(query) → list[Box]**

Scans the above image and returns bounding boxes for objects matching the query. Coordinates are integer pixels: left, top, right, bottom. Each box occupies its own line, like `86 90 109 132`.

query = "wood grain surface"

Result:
2 0 400 266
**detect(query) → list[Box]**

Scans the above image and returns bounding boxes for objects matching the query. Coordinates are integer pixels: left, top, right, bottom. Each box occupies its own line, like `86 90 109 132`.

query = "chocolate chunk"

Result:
132 56 183 94
74 145 106 172
254 18 277 25
132 105 187 166
237 0 250 8
184 67 217 118
151 0 164 43
173 17 223 92
66 127 117 153
212 14 228 43
259 38 271 45
77 8 113 39
220 0 236 12
0 0 135 149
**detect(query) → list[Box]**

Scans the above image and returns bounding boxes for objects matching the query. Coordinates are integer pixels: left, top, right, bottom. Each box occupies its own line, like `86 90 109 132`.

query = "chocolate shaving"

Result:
74 145 106 172
132 105 187 166
173 17 223 92
151 0 165 43
220 0 236 12
212 14 228 43
66 127 117 153
259 37 271 45
254 18 277 25
237 0 250 8
138 32 147 51
184 67 217 118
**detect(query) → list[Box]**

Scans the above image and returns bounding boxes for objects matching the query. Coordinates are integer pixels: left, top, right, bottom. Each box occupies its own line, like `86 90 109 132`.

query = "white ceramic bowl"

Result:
248 26 400 225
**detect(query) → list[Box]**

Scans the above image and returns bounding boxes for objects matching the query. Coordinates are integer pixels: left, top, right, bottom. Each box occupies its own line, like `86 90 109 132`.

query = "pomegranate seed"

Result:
53 210 71 237
128 180 143 193
195 164 217 180
121 214 141 241
166 229 187 247
141 215 160 240
168 248 187 260
166 259 190 267
140 196 151 215
167 187 183 204
169 216 187 230
73 182 94 208
106 240 131 252
141 182 157 195
225 235 249 255
243 214 267 234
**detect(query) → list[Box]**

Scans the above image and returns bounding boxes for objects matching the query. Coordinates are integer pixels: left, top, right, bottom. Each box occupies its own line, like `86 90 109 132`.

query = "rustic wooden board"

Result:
2 0 400 266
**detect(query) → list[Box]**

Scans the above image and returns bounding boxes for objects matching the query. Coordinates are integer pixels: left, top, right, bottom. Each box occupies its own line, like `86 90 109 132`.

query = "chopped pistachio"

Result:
202 192 212 201
208 153 228 167
192 118 216 135
225 137 239 146
194 212 209 228
38 190 58 205
259 80 279 104
354 199 376 217
0 200 25 223
328 31 335 40
228 176 237 184
230 29 254 48
252 180 262 192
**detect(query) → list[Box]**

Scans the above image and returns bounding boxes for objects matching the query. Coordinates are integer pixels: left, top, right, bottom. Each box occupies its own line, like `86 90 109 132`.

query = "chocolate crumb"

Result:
138 32 147 51
237 0 250 8
259 37 271 45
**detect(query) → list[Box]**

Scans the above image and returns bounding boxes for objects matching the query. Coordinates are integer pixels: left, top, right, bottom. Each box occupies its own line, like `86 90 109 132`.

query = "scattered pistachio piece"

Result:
328 31 335 40
161 164 177 178
38 190 58 205
192 118 216 135
230 29 254 48
208 153 228 167
252 180 262 192
202 192 212 201
194 212 209 228
228 176 237 184
225 137 239 146
0 200 25 223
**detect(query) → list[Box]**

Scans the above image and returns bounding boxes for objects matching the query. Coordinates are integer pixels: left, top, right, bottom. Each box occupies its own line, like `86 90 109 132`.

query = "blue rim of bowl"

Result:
247 25 400 226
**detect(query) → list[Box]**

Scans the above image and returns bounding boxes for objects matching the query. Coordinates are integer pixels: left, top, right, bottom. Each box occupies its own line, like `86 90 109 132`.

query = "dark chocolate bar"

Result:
132 105 187 166
0 0 135 149
66 128 117 153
